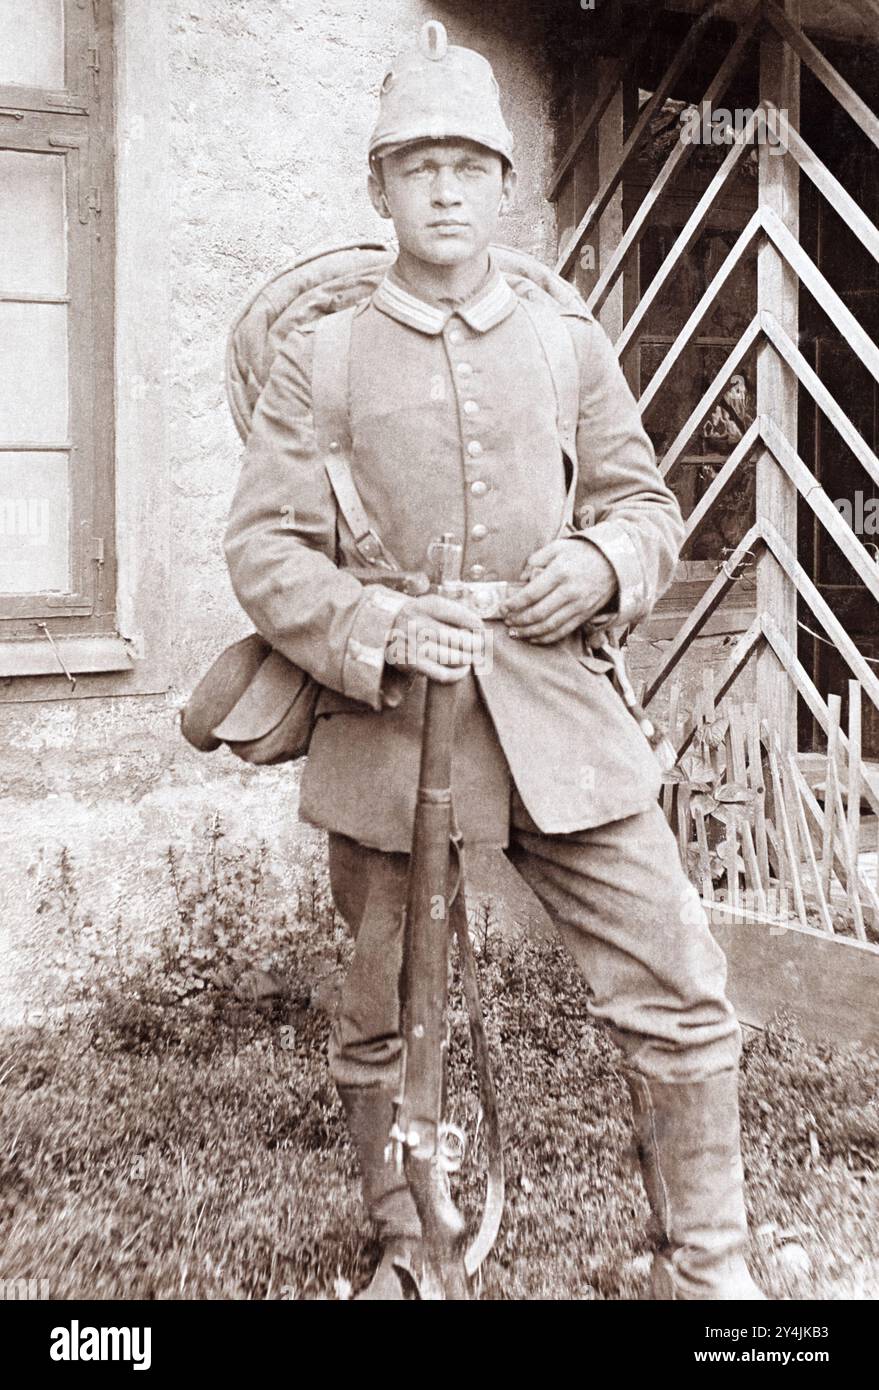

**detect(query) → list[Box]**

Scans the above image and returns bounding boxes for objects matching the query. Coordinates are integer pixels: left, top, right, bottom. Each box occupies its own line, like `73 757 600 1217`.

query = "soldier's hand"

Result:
385 593 486 683
500 539 618 645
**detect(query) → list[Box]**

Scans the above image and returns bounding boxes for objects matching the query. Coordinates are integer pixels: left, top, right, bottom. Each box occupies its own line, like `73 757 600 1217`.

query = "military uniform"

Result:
223 22 765 1300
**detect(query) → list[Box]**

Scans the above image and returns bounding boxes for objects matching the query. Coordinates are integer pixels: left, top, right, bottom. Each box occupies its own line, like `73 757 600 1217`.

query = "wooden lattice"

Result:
550 0 879 1016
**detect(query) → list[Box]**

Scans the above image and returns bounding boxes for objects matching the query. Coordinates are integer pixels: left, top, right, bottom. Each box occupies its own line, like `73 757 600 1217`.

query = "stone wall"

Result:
0 0 556 1023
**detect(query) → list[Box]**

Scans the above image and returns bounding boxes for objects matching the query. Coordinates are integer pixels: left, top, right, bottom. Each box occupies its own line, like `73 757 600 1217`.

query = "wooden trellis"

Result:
550 0 879 1044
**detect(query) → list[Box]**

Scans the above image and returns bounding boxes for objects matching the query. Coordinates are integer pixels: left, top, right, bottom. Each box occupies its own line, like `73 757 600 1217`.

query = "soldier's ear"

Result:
498 164 517 216
368 170 392 220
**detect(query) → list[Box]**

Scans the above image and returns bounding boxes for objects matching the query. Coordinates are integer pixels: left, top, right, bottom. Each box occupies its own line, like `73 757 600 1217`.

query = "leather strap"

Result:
312 308 401 570
313 295 584 563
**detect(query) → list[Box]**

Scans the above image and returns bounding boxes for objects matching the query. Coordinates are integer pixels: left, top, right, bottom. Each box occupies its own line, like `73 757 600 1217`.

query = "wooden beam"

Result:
763 207 879 387
586 5 761 314
555 3 721 278
755 1 800 749
760 415 879 607
660 319 761 478
547 58 625 204
637 210 762 416
596 70 627 343
785 750 835 935
859 0 879 26
643 523 763 707
615 114 761 360
759 516 879 714
847 680 863 912
784 124 879 267
764 0 879 152
683 419 761 544
760 311 879 493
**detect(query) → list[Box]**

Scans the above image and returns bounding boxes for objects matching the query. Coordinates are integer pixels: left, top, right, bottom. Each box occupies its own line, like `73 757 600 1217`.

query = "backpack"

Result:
181 240 589 764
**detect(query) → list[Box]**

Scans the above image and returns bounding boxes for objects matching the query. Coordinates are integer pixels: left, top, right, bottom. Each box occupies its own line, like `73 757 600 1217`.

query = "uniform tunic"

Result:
224 261 685 851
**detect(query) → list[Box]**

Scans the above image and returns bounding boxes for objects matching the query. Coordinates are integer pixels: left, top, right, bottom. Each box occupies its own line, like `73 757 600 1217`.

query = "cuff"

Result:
573 519 647 628
341 585 411 711
379 664 415 710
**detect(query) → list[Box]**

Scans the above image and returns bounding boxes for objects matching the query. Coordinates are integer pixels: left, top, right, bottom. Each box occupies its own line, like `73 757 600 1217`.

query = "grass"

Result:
1 920 877 1301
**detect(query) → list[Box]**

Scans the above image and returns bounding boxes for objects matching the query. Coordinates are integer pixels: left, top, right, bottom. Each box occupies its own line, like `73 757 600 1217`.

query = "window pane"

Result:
0 451 69 592
0 0 65 90
0 151 66 295
0 303 68 441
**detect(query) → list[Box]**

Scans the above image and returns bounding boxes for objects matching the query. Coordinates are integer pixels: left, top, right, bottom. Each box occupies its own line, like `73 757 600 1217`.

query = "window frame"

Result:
0 0 119 663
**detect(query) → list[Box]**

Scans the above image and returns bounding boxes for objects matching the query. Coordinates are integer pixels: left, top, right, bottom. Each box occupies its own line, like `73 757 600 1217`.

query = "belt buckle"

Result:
438 580 521 621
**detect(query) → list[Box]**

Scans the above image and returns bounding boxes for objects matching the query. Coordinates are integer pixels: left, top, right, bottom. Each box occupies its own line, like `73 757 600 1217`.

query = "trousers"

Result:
327 789 741 1091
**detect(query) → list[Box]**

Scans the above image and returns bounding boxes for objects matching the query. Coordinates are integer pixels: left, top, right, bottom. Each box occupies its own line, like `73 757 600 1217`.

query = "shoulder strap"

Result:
311 308 401 570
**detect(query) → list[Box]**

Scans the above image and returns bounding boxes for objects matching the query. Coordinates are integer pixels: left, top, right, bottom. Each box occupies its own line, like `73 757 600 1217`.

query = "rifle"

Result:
388 535 505 1301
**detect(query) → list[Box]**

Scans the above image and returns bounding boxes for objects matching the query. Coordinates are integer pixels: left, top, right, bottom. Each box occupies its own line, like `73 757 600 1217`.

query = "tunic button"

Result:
468 564 486 580
470 480 488 496
463 400 479 415
456 361 472 376
471 523 488 541
467 441 483 457
449 328 464 344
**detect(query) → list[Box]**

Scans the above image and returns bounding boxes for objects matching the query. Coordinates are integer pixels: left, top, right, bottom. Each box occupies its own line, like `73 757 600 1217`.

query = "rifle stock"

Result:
394 677 470 1299
389 534 504 1300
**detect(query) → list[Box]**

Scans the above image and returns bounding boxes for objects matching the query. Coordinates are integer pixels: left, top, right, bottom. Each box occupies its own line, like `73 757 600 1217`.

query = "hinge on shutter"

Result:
92 537 105 565
85 187 101 219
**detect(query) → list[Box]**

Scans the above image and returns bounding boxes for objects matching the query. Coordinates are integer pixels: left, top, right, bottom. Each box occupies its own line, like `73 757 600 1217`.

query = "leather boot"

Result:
626 1069 767 1300
337 1084 423 1300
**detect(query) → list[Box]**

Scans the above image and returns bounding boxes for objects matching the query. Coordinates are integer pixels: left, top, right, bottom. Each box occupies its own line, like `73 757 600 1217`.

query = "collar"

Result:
372 257 518 336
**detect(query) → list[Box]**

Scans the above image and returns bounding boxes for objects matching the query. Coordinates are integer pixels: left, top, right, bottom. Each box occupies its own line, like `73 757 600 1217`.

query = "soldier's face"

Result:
370 140 516 268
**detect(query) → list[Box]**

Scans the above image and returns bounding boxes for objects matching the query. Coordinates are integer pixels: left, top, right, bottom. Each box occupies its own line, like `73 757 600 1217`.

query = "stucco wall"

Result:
0 0 556 1023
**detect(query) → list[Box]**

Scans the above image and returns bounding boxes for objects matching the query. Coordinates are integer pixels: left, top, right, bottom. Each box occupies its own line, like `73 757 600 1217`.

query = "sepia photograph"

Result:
0 0 877 1342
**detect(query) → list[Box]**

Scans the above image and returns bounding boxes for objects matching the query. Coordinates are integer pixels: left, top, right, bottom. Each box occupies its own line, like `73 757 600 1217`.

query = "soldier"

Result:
224 21 766 1301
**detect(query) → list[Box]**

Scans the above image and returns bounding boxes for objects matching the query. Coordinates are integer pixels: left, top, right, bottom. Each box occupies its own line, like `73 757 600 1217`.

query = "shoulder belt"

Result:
310 295 583 554
311 306 401 571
